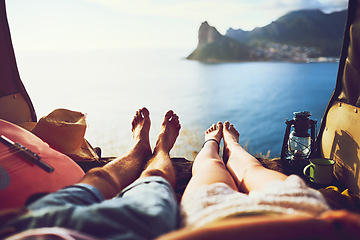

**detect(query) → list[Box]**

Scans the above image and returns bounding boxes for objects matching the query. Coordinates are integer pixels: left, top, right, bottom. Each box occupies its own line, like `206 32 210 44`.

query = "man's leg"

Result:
139 110 181 188
181 122 237 201
111 110 181 239
81 107 152 199
223 121 287 193
8 109 181 240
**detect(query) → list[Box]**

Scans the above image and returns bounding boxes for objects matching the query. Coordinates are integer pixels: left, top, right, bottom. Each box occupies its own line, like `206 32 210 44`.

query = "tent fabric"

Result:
317 0 360 194
0 0 359 193
0 0 36 122
317 0 359 124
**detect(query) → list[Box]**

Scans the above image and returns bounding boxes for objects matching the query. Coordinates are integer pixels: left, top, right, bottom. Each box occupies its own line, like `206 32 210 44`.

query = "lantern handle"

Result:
309 119 317 158
281 119 294 161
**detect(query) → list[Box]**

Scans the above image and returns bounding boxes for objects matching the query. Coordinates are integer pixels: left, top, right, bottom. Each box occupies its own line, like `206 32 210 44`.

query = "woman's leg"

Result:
223 121 287 193
181 122 237 201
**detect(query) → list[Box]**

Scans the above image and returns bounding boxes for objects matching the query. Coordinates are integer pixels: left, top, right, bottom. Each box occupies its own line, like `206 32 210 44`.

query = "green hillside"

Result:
226 9 347 57
187 36 254 62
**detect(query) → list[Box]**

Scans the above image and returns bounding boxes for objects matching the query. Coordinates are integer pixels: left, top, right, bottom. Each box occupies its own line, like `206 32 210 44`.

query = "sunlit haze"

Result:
6 0 348 50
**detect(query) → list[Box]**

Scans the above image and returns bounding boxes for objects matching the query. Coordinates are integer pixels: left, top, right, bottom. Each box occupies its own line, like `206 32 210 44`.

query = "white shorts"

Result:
181 175 330 229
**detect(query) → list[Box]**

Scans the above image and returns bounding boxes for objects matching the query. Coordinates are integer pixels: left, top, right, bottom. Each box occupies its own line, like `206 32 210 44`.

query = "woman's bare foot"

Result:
131 107 152 157
153 110 181 155
203 122 223 150
223 121 240 162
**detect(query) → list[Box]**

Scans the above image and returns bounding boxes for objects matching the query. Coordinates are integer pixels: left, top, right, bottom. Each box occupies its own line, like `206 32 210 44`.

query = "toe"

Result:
171 113 179 122
164 110 174 121
141 107 149 118
136 110 142 120
224 121 230 129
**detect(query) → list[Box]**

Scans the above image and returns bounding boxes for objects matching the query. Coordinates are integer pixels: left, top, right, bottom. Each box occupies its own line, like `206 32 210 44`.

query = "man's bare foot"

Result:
82 107 152 198
223 121 240 162
131 107 151 156
153 110 181 154
203 122 223 150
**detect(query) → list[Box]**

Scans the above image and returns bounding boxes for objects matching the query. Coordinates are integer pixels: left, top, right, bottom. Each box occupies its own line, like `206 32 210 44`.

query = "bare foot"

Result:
83 107 152 198
204 122 223 149
153 110 181 154
131 107 151 156
223 121 240 162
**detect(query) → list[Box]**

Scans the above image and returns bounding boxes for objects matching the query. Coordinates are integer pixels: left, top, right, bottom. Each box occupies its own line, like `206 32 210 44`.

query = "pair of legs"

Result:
182 121 287 199
81 107 181 198
3 108 181 240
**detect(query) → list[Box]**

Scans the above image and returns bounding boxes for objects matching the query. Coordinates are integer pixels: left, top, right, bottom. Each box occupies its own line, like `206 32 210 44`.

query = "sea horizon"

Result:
14 47 338 160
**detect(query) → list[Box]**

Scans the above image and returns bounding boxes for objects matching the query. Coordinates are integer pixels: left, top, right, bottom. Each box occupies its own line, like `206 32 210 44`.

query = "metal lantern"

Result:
281 111 317 161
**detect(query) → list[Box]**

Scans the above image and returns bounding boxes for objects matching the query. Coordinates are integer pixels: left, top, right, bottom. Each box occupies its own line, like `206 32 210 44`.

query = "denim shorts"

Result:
6 176 178 240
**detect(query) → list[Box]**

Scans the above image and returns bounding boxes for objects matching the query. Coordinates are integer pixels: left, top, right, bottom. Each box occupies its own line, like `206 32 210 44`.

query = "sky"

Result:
6 0 348 50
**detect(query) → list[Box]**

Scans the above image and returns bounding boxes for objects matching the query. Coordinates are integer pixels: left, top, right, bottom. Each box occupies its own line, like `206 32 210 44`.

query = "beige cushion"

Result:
321 101 360 194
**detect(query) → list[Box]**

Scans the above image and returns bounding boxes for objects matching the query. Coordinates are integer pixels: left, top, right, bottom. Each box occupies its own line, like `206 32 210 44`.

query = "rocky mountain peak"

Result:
198 21 223 47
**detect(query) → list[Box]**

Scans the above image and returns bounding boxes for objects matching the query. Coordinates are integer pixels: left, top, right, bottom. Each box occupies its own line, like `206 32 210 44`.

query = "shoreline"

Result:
186 57 340 64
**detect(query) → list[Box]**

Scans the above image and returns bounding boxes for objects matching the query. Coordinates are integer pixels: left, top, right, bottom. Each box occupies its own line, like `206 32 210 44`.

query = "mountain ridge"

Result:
187 9 347 62
187 21 256 62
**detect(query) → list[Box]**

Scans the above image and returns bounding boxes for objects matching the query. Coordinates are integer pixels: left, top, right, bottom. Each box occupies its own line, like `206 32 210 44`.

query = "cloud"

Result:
261 0 348 12
8 0 349 49
82 0 348 16
81 0 348 32
318 0 349 12
82 0 246 19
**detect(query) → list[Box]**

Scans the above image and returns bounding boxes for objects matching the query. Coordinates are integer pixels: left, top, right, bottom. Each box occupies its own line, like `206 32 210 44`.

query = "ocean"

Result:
14 48 339 160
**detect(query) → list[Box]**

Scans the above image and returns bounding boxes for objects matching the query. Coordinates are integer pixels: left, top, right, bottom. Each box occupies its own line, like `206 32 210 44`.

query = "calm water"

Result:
14 48 338 159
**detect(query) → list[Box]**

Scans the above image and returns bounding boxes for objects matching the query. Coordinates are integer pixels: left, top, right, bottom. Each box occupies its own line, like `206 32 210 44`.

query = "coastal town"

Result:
254 43 340 62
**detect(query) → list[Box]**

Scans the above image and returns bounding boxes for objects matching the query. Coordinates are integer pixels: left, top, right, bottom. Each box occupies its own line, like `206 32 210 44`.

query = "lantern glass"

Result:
288 131 311 158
